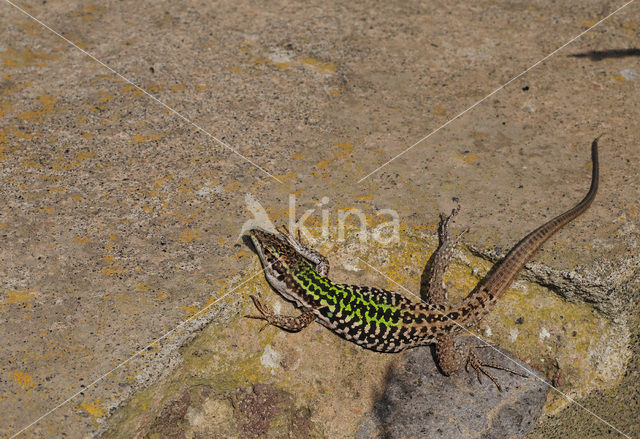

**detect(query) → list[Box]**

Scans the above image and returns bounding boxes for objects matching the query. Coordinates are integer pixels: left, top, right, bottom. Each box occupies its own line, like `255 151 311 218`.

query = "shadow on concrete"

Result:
569 48 640 61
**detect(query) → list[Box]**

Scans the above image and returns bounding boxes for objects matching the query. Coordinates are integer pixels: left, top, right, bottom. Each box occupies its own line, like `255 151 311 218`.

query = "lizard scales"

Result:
248 139 599 357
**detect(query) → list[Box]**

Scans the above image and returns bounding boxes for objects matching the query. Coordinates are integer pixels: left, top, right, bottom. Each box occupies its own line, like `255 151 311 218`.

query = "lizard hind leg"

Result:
435 335 527 391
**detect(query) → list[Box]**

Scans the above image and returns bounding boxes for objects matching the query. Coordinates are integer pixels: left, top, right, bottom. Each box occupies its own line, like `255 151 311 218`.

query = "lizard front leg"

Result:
421 206 466 304
277 225 330 276
245 294 316 332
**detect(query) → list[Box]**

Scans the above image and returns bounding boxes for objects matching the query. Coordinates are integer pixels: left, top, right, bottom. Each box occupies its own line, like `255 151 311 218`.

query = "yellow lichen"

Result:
13 371 34 390
80 398 106 418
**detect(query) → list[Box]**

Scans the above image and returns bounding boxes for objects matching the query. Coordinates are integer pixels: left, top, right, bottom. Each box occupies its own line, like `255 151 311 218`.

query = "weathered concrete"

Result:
1 0 639 438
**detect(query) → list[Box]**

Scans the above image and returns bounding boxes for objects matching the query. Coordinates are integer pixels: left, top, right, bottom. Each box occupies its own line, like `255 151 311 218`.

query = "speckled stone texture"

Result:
1 0 639 438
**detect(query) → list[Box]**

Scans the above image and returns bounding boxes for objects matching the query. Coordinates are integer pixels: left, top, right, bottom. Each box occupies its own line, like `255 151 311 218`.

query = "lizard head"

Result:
248 228 304 274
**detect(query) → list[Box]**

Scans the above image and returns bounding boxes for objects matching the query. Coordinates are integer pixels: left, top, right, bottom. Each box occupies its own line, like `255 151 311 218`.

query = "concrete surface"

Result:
1 0 639 438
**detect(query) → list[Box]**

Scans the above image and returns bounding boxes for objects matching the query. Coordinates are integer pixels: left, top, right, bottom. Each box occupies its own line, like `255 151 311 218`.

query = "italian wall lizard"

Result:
246 138 599 389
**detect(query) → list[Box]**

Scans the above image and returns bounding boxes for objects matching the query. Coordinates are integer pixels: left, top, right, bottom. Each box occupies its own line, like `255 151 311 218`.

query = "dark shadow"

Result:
418 245 439 302
569 48 640 61
242 234 257 254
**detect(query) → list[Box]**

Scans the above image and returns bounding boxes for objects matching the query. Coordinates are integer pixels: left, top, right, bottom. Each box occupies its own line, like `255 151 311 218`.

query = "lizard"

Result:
245 137 600 389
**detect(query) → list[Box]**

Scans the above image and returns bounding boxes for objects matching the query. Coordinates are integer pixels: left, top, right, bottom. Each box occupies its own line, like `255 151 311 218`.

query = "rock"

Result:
359 337 549 439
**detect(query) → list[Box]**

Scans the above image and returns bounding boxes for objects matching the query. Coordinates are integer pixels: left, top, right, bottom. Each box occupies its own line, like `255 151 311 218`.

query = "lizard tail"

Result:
453 137 600 327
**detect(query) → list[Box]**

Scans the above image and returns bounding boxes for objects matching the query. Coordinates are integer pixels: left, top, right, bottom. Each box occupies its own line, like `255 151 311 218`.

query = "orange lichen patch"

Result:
613 75 627 83
170 84 185 92
457 152 480 164
17 94 58 121
299 57 337 74
179 229 201 242
153 173 173 188
312 141 354 178
75 149 95 161
274 171 297 183
433 105 448 116
51 155 77 172
69 4 105 21
135 282 153 292
97 94 112 103
581 20 598 27
182 305 199 316
80 398 106 418
177 179 195 195
2 47 56 68
17 20 44 36
47 186 66 193
314 158 332 174
154 291 169 301
622 22 638 35
356 193 373 201
235 249 250 259
274 61 293 69
0 100 13 117
335 141 353 158
122 84 145 97
224 181 241 192
21 157 44 169
101 254 127 276
13 371 35 390
471 131 487 140
131 133 164 144
327 86 344 96
292 152 306 160
3 125 35 141
2 289 36 308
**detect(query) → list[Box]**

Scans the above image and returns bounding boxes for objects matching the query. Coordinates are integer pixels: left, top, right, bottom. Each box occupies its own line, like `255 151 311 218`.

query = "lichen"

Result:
102 222 629 436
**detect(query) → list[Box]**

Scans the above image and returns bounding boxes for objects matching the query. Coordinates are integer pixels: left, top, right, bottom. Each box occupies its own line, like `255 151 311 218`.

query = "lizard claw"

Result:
465 347 527 392
245 294 271 320
276 224 290 239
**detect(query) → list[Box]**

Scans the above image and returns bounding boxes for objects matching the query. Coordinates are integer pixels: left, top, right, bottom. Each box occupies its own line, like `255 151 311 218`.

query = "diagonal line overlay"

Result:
356 256 631 439
3 0 283 184
357 0 636 183
8 265 266 439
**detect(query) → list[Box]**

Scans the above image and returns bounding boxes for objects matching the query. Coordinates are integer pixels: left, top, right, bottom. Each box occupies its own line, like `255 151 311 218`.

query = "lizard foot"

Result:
245 294 317 333
276 224 330 277
277 224 305 247
244 294 274 332
465 347 527 391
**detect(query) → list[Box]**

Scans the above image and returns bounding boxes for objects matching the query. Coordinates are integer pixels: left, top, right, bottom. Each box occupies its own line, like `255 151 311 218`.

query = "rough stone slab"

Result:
358 337 549 439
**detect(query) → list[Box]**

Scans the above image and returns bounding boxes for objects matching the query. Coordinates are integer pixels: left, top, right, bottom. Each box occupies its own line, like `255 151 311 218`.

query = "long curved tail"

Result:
455 137 599 327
